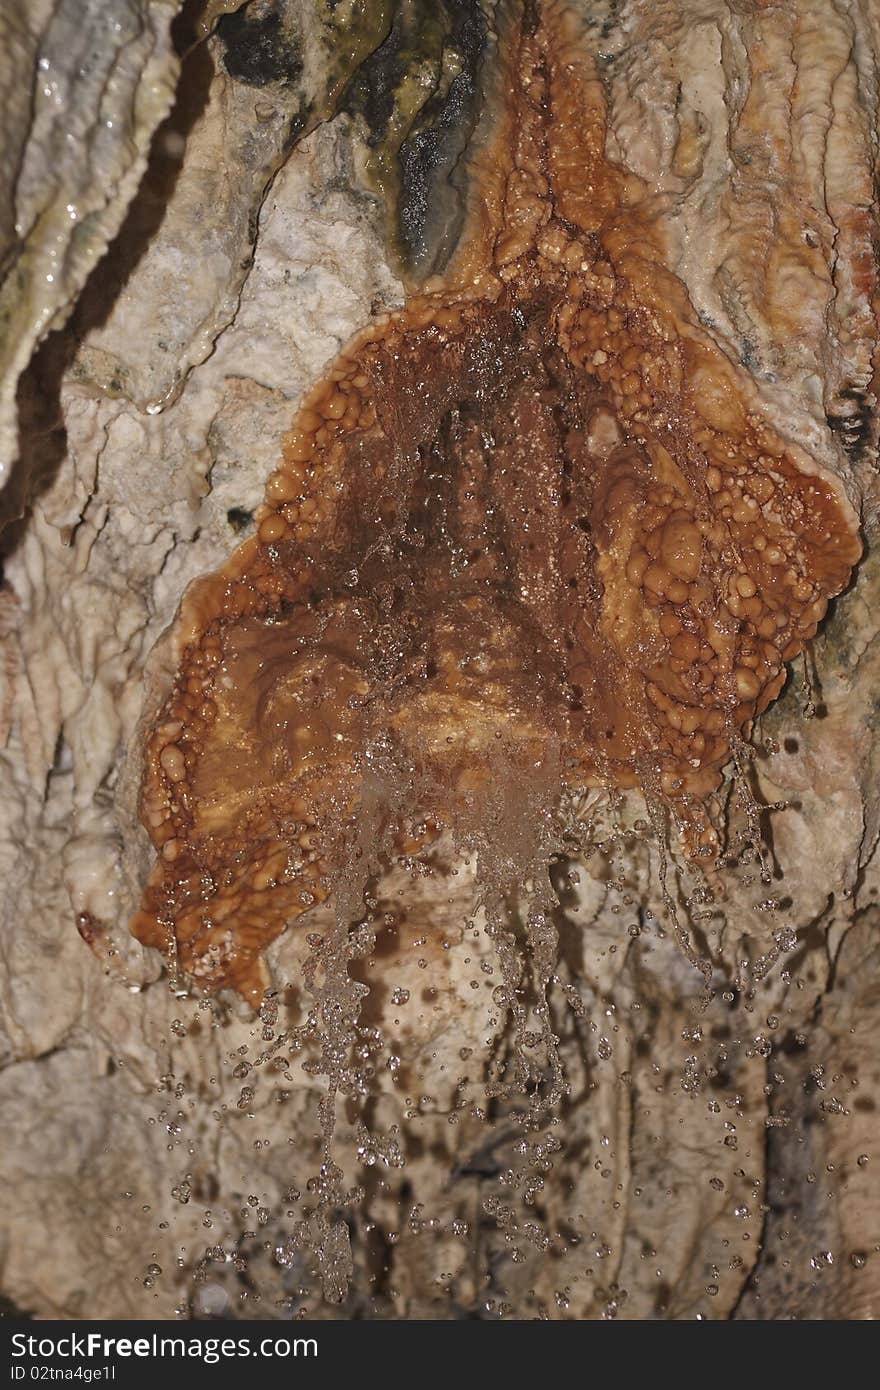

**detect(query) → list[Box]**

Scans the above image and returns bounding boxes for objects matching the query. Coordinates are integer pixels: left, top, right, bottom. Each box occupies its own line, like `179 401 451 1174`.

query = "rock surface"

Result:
0 0 878 1320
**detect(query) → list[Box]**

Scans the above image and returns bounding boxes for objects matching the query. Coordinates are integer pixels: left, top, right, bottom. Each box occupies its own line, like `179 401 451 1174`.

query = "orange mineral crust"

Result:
132 2 861 1002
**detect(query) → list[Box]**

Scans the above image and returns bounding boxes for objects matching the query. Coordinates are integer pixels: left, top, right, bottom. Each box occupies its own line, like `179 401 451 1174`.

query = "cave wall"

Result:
0 0 878 1320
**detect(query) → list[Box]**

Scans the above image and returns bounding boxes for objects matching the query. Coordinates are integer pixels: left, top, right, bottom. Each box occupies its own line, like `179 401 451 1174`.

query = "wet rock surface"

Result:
0 0 878 1320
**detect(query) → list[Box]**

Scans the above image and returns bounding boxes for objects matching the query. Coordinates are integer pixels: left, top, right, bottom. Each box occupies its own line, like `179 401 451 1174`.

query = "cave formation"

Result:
134 4 860 1001
1 0 879 1322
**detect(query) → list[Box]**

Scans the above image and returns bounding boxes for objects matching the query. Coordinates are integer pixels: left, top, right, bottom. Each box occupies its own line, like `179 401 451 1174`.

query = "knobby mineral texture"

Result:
135 3 863 1006
0 0 879 1321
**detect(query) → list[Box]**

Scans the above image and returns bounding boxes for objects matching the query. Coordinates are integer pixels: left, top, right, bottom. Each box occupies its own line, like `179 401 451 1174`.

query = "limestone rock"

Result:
0 0 878 1320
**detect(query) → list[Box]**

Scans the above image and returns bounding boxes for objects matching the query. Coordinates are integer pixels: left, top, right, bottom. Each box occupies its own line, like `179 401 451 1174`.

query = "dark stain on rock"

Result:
217 0 303 89
344 6 407 150
826 386 872 461
397 1 488 275
227 506 254 532
342 0 489 279
285 105 309 150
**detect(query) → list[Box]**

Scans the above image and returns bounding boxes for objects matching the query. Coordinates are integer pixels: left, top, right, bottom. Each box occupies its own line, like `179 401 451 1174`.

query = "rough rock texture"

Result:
0 0 183 505
0 0 878 1321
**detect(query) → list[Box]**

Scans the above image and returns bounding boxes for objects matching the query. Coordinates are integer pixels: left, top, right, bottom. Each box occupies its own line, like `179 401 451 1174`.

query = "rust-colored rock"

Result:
133 2 861 1001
